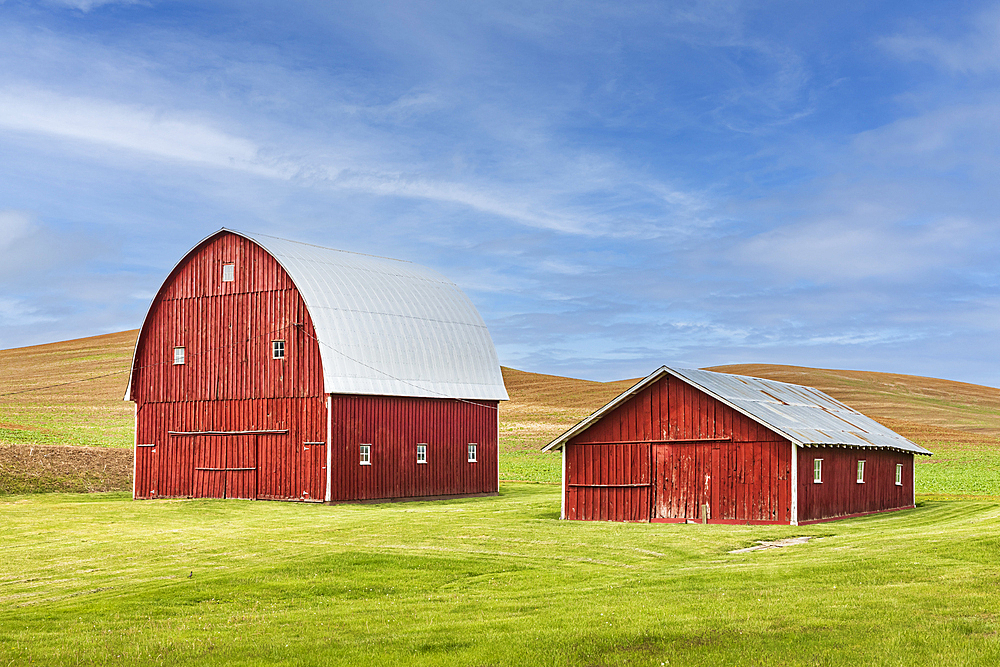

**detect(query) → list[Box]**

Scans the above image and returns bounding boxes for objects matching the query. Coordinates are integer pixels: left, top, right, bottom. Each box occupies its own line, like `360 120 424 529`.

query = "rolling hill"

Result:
1 331 998 494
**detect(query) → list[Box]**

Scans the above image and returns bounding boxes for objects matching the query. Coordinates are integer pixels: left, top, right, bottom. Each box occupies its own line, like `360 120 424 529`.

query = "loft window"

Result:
417 443 427 464
857 460 866 484
173 347 185 365
222 263 235 282
895 463 903 486
272 340 285 359
468 443 477 463
813 458 823 484
360 444 371 465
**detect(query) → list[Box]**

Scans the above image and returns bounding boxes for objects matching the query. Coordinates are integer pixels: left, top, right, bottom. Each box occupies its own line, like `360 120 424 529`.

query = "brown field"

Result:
2 332 998 494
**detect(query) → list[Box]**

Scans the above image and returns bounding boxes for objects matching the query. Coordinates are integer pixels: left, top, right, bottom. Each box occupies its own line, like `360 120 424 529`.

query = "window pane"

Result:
813 459 822 483
173 347 185 365
222 263 235 282
468 443 477 462
272 340 285 359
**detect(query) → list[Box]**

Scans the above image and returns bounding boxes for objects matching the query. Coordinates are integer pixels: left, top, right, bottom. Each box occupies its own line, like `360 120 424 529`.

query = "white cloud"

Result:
40 0 144 12
881 5 1000 74
0 87 289 178
0 210 34 252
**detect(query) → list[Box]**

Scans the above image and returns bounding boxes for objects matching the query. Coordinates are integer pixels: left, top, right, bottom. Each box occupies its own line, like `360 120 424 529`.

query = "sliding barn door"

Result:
192 435 257 499
653 443 718 521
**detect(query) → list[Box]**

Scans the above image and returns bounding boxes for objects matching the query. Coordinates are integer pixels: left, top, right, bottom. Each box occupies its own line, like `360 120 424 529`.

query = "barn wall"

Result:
565 375 792 523
328 395 499 501
133 397 327 500
131 232 327 501
796 447 914 522
130 232 324 404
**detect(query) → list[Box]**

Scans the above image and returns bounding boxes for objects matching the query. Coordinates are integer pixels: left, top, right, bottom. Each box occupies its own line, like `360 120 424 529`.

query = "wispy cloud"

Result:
881 5 1000 74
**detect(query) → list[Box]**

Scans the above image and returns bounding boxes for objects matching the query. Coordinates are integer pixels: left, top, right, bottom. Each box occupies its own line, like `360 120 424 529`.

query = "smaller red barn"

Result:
543 367 931 525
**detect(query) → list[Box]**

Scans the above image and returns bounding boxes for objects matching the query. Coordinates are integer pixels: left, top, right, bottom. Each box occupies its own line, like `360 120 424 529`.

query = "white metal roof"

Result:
127 229 508 401
543 366 931 455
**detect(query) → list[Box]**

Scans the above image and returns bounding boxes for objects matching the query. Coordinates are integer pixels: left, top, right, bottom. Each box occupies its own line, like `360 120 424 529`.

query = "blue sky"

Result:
1 0 999 386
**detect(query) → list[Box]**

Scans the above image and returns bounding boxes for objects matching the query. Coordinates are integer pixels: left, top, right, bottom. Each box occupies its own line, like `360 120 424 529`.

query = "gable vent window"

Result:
272 340 285 359
813 458 823 484
417 443 427 464
222 263 235 282
468 443 477 463
857 460 866 484
173 347 185 365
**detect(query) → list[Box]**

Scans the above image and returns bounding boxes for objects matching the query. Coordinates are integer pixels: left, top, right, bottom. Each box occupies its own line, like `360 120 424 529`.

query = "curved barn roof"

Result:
128 229 508 401
543 366 930 455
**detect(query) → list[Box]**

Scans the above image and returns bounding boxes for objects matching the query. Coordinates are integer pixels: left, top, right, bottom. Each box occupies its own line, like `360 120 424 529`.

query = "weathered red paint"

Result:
796 446 913 522
130 231 499 503
562 373 913 524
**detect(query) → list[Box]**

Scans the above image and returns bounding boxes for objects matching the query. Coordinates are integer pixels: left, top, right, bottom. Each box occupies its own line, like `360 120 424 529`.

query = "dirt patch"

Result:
729 536 816 553
0 443 133 494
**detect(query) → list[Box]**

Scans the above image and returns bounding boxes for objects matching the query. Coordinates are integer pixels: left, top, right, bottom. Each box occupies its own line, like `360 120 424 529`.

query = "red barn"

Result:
126 229 507 503
543 367 931 525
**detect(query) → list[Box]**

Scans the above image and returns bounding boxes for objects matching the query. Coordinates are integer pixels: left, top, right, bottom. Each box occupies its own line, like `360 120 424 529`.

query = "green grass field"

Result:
2 485 999 666
3 332 1000 664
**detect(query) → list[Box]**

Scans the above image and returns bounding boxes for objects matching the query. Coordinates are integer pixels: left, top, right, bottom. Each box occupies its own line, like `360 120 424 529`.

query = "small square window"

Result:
813 458 823 483
417 443 427 464
857 460 866 484
360 444 371 465
222 263 235 282
272 340 285 359
468 443 477 463
173 347 185 365
895 463 903 486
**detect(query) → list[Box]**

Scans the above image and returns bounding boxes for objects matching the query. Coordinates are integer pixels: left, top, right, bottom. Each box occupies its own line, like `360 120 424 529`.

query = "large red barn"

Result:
543 367 931 524
126 229 508 503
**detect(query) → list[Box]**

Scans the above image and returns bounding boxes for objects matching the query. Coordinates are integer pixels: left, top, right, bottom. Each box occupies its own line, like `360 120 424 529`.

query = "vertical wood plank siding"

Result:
796 447 914 522
565 374 791 523
132 233 326 501
328 395 499 501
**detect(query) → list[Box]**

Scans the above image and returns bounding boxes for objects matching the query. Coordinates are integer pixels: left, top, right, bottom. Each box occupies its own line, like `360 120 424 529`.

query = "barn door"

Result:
653 443 716 522
300 442 326 502
192 435 258 499
134 444 157 498
225 436 257 499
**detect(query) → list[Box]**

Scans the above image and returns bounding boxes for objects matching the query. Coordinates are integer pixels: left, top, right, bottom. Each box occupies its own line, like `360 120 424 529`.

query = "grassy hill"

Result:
2 332 999 495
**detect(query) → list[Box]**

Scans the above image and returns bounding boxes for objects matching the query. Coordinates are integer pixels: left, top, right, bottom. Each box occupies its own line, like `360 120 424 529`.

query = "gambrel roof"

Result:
127 229 508 401
543 366 931 455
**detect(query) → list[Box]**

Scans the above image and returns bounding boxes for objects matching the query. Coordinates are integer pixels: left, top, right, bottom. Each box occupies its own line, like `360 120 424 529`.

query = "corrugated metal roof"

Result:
543 366 931 455
238 230 508 401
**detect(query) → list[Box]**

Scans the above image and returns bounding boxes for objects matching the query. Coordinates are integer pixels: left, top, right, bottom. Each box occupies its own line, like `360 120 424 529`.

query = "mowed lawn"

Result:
2 485 999 666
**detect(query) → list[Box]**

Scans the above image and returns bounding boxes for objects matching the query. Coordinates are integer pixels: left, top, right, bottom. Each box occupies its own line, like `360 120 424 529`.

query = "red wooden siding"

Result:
565 374 792 523
131 232 326 501
564 444 650 521
133 397 326 500
797 447 914 522
130 232 324 404
328 395 499 501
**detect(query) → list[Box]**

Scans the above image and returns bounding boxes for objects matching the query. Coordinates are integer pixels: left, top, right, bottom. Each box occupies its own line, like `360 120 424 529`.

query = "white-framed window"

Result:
417 443 427 464
272 340 285 359
895 463 903 486
173 346 185 365
468 443 477 463
857 460 866 484
360 444 371 465
222 263 235 282
813 458 823 483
